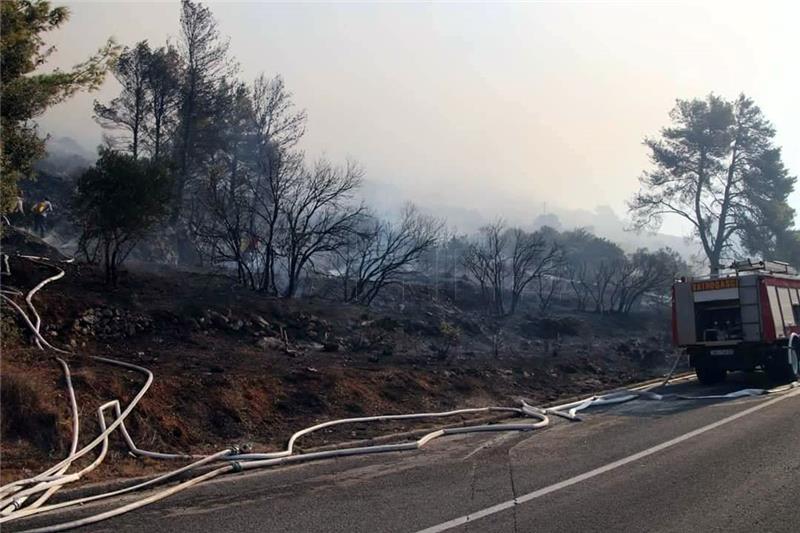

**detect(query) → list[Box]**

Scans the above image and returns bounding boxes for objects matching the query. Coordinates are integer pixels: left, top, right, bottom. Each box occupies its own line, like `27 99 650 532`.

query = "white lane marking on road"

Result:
415 387 800 533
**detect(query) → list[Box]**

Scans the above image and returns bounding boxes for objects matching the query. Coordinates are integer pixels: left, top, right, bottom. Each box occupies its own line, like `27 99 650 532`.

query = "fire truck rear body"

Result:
672 260 800 384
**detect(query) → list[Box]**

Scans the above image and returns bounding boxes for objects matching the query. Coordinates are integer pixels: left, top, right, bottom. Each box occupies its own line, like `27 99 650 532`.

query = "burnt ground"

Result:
0 236 677 484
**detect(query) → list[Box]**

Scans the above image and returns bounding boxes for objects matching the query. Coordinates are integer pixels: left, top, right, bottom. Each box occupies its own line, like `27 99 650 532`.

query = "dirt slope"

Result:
0 245 675 483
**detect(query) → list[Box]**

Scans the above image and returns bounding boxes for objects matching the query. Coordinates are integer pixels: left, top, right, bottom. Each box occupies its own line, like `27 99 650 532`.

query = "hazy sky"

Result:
38 1 800 236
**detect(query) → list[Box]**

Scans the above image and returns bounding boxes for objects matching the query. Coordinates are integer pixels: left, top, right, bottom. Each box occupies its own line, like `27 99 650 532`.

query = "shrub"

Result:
435 320 461 360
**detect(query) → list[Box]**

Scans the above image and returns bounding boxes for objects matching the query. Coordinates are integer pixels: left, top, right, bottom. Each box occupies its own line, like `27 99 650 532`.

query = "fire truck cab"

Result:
672 259 800 385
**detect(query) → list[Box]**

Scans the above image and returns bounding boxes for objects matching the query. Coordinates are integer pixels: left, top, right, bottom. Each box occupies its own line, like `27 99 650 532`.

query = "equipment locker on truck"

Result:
672 259 800 385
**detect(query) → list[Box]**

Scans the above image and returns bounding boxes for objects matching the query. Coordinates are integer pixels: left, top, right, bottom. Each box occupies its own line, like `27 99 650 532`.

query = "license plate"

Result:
710 349 734 356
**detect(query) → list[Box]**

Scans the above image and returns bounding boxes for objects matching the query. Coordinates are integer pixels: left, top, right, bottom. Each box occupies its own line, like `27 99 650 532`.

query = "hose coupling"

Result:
230 461 243 473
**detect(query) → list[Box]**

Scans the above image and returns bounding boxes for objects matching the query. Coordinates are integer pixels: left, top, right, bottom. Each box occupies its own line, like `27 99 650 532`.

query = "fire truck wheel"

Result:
767 344 800 383
695 363 726 385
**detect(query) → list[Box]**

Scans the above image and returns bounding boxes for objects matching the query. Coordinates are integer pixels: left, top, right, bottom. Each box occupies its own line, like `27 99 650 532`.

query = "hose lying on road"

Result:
544 375 797 422
2 448 236 524
1 253 796 532
10 406 552 533
543 347 798 421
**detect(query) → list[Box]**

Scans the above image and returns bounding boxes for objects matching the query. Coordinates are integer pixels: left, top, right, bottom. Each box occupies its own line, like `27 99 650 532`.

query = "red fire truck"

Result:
672 259 800 385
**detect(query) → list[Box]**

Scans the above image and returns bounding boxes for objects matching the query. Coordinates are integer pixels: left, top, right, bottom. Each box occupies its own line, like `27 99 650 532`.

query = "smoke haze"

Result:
35 1 800 246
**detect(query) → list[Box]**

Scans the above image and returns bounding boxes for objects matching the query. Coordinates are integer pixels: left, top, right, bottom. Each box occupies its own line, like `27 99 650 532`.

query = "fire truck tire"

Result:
695 363 726 385
766 343 800 383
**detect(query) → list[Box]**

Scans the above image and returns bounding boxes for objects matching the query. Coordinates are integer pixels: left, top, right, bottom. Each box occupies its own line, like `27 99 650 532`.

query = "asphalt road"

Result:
10 373 800 533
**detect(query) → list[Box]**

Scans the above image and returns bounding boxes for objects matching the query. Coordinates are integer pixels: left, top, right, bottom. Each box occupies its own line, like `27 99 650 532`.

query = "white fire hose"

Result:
1 253 796 532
